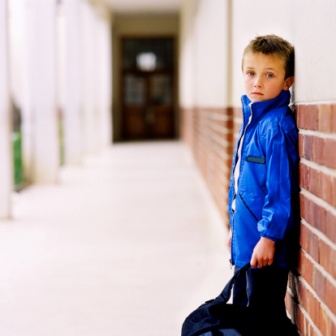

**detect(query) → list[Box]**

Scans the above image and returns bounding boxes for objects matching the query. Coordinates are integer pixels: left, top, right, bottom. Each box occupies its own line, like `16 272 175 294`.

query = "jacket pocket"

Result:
246 156 266 164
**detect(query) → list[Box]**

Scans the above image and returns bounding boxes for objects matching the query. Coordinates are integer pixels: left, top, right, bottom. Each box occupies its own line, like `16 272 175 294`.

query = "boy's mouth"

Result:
252 91 263 95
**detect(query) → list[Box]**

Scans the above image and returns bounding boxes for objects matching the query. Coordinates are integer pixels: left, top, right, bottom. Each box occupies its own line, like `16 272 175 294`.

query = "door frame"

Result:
119 35 177 141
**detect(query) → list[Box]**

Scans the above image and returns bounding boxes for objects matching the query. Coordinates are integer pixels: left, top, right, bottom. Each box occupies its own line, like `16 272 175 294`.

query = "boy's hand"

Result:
250 237 275 268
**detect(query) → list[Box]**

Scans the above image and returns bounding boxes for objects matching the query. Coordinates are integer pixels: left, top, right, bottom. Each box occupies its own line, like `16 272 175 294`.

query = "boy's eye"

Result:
246 71 255 76
266 73 274 78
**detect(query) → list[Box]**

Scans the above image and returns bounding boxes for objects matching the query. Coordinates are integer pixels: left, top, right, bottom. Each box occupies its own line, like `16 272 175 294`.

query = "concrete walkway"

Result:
0 141 232 336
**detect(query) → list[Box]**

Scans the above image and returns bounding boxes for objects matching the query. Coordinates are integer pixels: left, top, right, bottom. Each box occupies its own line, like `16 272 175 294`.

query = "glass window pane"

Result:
124 75 145 105
150 75 172 105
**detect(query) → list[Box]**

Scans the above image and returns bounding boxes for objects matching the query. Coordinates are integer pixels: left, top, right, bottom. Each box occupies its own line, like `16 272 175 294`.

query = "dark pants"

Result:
232 265 289 319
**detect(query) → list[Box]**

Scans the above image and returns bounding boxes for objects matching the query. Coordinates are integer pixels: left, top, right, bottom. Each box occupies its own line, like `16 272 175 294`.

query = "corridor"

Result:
0 141 231 336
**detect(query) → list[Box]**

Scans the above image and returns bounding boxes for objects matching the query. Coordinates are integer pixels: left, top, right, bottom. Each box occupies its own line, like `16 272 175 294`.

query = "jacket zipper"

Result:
238 192 259 222
231 103 254 266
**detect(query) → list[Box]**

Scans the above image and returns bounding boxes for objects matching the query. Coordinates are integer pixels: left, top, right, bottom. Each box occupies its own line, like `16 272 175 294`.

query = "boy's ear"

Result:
284 76 294 90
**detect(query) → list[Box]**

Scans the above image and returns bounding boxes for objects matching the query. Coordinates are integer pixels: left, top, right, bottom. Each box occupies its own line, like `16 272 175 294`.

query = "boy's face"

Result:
242 52 294 102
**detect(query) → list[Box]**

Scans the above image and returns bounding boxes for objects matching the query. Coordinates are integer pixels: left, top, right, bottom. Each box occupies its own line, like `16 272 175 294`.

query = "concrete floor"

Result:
0 141 232 336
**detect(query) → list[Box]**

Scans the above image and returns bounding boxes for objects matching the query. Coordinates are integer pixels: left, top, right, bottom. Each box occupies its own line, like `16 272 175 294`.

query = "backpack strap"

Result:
219 263 250 302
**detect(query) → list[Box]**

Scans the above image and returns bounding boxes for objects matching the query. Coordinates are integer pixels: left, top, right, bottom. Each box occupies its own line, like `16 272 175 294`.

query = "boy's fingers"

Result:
250 255 257 268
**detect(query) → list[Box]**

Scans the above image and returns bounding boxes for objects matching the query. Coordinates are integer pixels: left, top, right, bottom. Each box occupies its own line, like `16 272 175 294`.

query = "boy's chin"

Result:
248 95 267 103
248 92 282 102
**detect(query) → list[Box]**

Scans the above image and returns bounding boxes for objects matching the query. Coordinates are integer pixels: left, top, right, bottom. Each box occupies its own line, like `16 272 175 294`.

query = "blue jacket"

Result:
228 90 299 268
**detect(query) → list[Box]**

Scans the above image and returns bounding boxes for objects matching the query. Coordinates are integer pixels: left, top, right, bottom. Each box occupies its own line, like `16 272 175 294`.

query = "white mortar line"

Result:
301 212 336 253
299 128 336 140
300 245 336 291
295 100 336 105
300 186 336 215
299 274 336 327
298 304 323 336
300 157 336 178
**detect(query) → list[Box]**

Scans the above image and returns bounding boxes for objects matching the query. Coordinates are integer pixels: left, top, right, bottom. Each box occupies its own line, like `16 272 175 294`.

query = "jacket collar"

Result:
241 90 290 122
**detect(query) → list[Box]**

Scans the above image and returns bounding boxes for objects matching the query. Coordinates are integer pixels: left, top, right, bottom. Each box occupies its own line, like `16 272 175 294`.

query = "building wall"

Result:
179 0 336 334
179 0 233 220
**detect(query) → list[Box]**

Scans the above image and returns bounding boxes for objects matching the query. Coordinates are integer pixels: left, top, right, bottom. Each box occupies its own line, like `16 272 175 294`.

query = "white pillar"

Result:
80 1 98 154
32 0 59 183
18 1 35 183
96 16 112 147
60 0 83 164
0 0 12 218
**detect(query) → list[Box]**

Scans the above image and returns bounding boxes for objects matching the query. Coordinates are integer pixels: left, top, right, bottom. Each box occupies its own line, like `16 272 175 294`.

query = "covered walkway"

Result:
0 141 231 336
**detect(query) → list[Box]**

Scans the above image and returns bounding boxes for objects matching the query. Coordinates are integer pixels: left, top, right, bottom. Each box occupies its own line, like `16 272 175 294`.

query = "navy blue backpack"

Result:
181 263 299 336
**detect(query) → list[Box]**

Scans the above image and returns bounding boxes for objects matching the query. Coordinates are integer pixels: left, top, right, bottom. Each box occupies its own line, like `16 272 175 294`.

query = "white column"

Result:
32 0 59 183
18 1 35 183
0 0 12 218
80 1 97 154
60 0 83 164
96 14 112 147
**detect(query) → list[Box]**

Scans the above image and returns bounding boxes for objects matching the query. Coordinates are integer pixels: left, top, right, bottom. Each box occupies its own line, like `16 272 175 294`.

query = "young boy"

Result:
227 35 299 319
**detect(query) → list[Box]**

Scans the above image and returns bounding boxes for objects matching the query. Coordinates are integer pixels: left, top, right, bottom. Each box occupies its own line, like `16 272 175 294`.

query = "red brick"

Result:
304 134 315 161
298 105 319 130
331 104 336 132
312 202 326 232
326 211 336 244
296 105 305 129
299 165 336 235
308 292 320 329
305 166 335 204
310 234 320 262
320 307 333 336
299 279 320 328
323 138 336 169
318 103 336 133
302 195 334 242
321 172 333 206
298 276 308 306
331 175 336 208
326 279 336 315
318 104 333 133
331 249 336 280
298 250 314 286
314 136 325 165
309 168 321 197
296 308 305 335
299 163 309 191
332 323 336 336
313 267 326 302
299 193 308 221
298 133 304 157
299 225 310 252
319 239 335 277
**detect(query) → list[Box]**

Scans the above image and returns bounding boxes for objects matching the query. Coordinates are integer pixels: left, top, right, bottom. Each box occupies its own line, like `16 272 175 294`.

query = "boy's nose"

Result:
254 77 262 87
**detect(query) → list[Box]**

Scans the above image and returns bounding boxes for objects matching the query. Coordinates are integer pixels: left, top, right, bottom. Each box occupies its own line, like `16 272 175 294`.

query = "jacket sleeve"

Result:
258 122 298 241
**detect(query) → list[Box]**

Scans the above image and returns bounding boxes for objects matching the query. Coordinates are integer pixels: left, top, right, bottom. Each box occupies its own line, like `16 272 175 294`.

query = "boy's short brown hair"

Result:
242 34 295 78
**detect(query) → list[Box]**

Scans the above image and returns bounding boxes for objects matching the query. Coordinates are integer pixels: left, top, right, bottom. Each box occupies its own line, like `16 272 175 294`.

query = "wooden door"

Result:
121 37 175 140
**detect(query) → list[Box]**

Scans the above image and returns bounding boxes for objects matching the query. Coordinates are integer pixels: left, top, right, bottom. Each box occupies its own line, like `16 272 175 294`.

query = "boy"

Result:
227 35 299 319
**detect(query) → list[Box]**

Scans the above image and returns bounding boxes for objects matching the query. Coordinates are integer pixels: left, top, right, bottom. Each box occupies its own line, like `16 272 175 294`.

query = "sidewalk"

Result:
0 141 232 336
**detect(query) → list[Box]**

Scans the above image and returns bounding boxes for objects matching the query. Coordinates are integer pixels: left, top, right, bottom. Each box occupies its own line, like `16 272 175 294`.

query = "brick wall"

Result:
286 104 336 336
181 107 233 224
181 104 336 335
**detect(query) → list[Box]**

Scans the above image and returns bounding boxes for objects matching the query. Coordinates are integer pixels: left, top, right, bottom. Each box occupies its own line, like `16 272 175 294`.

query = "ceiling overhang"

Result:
103 0 182 15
